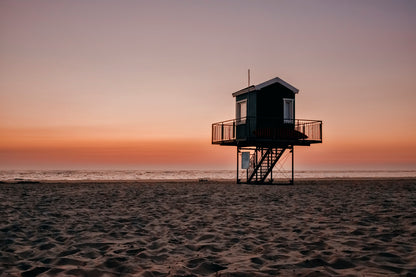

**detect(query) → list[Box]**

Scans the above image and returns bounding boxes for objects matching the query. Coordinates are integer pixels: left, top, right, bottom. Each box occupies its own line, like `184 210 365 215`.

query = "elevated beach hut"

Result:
212 76 322 184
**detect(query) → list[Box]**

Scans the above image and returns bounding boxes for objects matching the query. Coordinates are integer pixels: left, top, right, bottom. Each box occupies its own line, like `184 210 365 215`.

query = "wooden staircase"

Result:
247 147 287 184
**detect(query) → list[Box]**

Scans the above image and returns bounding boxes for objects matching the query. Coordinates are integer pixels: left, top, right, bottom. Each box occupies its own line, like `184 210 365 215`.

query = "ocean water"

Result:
0 169 415 182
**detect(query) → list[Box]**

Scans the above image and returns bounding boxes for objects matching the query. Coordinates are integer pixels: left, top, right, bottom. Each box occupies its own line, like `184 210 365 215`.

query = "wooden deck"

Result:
212 118 322 147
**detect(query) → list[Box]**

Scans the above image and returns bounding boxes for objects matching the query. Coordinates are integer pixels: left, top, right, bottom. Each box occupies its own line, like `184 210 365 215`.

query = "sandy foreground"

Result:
1 178 416 277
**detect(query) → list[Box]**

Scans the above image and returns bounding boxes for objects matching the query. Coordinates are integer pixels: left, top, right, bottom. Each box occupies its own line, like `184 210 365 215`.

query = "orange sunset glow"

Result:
1 0 415 170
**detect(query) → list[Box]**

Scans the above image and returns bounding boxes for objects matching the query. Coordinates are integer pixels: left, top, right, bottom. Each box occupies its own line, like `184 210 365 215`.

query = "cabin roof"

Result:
232 76 299 97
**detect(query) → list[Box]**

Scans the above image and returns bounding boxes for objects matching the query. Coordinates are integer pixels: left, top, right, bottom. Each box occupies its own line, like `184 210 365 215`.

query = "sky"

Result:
1 0 415 170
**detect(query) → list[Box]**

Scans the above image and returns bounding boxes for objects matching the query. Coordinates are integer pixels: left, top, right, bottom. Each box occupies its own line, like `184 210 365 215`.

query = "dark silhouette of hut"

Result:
212 76 322 184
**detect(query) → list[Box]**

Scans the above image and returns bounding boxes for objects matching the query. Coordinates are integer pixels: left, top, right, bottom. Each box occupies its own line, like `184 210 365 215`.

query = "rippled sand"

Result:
1 178 416 276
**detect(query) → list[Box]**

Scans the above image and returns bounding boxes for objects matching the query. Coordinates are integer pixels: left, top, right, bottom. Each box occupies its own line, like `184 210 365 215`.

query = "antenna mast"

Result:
248 69 250 87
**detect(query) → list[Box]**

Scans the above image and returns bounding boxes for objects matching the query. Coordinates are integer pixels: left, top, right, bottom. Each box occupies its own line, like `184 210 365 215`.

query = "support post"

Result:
255 148 258 183
236 147 240 184
291 145 294 185
267 148 270 183
270 150 273 183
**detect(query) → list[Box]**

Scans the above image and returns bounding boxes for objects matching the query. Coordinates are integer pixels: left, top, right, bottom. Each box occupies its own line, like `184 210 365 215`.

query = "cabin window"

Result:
236 99 247 124
283 98 294 124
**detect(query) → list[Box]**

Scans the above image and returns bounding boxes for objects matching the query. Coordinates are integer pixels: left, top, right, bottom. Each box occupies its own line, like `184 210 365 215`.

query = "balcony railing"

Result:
212 117 322 145
294 119 323 142
212 118 236 143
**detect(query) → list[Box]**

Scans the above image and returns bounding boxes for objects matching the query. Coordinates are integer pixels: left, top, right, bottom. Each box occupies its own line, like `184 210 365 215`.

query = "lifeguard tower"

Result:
212 76 322 184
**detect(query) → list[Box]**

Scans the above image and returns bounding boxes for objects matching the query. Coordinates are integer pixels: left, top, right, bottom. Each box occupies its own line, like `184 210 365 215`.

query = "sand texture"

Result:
1 178 416 276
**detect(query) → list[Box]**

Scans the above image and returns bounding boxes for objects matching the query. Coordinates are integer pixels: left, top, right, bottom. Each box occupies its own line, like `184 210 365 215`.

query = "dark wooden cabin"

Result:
212 77 322 184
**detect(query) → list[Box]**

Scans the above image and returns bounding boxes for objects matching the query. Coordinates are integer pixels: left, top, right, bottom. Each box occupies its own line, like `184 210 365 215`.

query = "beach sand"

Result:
1 178 416 276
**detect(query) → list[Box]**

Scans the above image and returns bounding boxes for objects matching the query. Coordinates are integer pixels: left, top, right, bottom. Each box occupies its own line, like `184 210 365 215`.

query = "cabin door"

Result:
283 98 294 124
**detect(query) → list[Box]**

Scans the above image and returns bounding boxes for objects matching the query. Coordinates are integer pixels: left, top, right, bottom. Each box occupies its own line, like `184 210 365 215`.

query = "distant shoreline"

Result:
1 176 416 185
1 169 415 184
